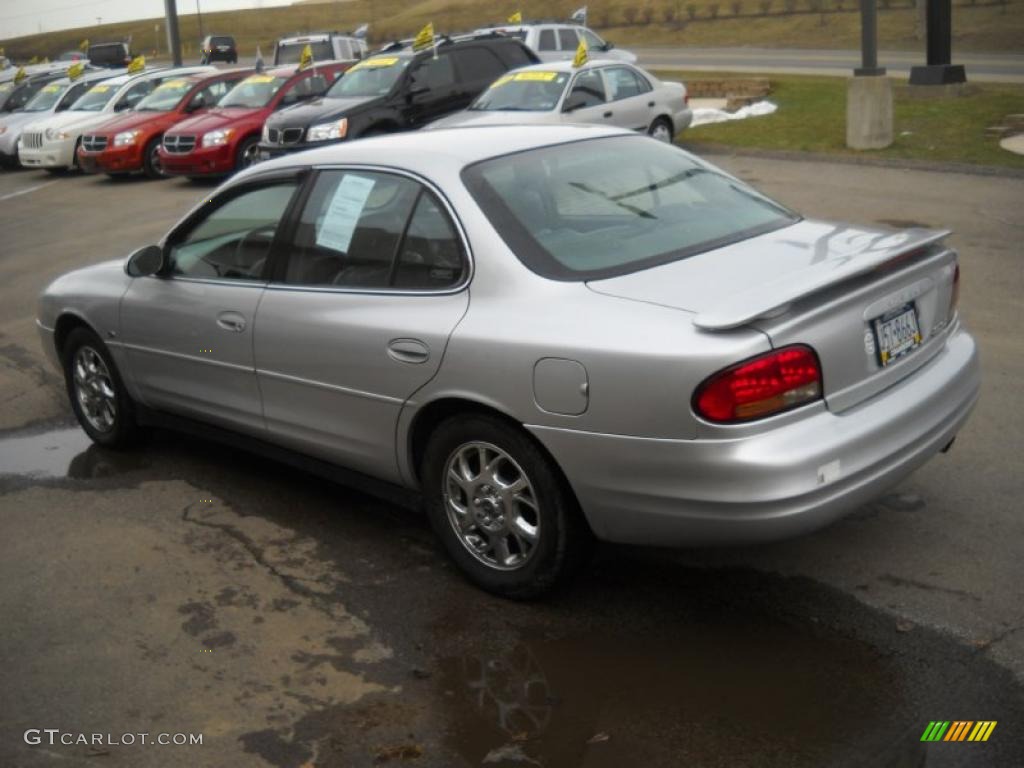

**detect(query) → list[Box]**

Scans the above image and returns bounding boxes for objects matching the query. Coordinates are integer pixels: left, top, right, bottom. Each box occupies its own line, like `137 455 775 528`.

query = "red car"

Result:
159 62 350 179
77 69 252 178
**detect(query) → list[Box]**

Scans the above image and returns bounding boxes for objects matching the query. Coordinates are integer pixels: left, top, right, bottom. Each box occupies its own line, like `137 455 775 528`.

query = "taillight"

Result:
694 345 822 423
949 262 960 318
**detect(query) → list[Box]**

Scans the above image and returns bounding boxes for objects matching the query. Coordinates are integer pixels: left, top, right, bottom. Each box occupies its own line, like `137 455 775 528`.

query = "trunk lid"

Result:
587 219 960 412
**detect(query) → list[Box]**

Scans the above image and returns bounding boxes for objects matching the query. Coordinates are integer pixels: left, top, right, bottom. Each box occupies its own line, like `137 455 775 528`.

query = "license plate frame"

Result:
871 302 922 367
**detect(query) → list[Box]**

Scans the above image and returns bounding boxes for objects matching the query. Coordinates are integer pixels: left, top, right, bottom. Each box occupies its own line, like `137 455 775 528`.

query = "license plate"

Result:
872 302 922 366
258 150 271 161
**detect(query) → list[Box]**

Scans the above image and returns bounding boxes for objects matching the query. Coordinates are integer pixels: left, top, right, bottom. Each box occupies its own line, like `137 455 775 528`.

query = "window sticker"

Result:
244 74 277 84
350 56 399 71
90 85 111 93
42 84 63 93
315 174 376 253
490 71 559 88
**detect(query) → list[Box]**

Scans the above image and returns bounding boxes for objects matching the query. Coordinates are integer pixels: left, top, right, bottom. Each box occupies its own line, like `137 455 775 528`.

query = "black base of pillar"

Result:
909 64 967 85
854 66 887 77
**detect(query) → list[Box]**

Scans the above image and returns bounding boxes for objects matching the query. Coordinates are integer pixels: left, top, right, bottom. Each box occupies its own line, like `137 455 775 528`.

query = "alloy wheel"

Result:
443 441 541 571
650 121 673 143
240 142 259 169
73 346 117 433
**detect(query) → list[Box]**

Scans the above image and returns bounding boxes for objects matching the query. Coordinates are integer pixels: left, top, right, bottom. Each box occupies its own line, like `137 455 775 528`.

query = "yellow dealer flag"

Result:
127 54 145 73
412 22 434 53
68 61 85 80
299 43 314 70
28 55 39 64
79 38 89 52
14 66 27 84
572 37 588 68
508 11 522 23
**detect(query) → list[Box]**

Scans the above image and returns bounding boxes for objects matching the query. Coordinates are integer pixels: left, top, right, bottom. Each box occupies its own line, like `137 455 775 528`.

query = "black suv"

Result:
258 33 538 158
201 35 238 64
88 41 132 69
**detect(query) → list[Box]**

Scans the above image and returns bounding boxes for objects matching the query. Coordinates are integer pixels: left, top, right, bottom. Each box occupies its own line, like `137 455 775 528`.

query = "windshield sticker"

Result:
245 74 276 84
350 56 399 71
42 84 63 93
316 174 376 253
89 85 111 93
156 79 189 90
490 71 559 88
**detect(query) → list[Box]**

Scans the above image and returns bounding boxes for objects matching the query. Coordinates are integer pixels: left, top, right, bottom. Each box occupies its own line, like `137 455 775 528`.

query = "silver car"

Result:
430 60 691 143
37 125 980 598
474 23 637 64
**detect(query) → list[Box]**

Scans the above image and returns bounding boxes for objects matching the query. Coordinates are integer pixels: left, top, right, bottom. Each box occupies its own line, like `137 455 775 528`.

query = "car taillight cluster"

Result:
694 344 822 423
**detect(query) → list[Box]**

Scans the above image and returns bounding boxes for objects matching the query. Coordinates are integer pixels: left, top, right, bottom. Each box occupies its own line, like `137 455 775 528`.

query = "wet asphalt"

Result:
1 154 1023 767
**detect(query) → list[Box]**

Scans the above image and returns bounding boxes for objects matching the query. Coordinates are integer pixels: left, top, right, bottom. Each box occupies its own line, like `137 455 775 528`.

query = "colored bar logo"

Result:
920 721 997 742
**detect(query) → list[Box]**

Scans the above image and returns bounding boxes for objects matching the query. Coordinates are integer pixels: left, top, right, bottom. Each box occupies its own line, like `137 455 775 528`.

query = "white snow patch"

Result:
691 100 778 128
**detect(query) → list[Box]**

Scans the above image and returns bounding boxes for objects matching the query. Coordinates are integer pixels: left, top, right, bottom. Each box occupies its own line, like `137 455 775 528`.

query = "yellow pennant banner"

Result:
412 22 435 53
572 38 588 68
127 55 145 73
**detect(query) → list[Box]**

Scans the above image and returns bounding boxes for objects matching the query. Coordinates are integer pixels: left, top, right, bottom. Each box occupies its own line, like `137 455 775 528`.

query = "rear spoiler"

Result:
693 228 951 331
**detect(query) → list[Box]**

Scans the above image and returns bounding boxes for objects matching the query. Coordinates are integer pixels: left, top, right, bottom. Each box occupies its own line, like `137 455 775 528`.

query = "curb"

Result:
679 142 1024 179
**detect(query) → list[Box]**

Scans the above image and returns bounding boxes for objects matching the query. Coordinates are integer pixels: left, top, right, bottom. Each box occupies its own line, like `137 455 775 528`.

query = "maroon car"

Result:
159 62 350 178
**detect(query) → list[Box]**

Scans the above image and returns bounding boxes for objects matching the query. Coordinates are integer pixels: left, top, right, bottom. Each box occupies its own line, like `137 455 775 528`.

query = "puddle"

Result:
0 425 147 480
435 618 909 767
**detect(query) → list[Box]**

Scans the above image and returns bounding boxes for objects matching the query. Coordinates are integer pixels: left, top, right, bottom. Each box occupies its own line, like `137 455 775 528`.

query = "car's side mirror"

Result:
407 83 430 101
563 94 586 112
603 42 615 51
187 98 206 113
125 245 164 277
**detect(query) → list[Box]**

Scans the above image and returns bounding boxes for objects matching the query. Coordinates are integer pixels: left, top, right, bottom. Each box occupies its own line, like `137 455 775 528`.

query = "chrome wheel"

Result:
443 441 540 571
649 120 673 143
149 143 164 176
73 346 117 433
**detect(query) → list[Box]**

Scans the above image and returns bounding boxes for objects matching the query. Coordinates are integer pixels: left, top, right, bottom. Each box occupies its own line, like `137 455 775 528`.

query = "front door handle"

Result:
387 338 429 364
603 111 613 118
217 311 247 333
648 101 656 107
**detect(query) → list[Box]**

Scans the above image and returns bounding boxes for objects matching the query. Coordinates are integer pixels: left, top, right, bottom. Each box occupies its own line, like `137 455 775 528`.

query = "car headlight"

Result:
307 118 348 142
261 123 271 142
44 127 70 141
201 129 233 147
113 129 142 147
0 126 7 135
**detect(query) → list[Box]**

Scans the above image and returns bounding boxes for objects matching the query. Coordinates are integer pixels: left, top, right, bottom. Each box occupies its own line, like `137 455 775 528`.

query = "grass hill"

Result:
1 0 1021 62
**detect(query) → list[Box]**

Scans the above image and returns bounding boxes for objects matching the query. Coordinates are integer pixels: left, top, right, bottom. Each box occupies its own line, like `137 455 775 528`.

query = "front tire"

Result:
422 414 590 599
648 116 674 143
142 136 165 179
62 327 140 449
234 135 259 172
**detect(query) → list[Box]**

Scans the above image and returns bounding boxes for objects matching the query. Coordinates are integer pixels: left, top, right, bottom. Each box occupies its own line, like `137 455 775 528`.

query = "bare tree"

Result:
623 6 639 24
687 3 699 19
759 0 772 13
664 6 678 22
708 2 721 17
784 0 798 12
732 0 743 14
641 5 655 23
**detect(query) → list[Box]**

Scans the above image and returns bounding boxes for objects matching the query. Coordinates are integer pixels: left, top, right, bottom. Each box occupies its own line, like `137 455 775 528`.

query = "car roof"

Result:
510 59 633 75
372 31 525 56
246 124 631 180
50 68 127 86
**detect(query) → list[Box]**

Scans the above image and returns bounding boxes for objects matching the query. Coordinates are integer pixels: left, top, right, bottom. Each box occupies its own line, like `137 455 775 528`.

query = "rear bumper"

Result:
674 107 693 132
529 327 980 546
159 143 234 176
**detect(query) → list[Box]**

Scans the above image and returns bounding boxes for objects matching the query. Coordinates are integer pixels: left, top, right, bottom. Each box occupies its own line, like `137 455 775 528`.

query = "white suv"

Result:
475 23 636 64
273 33 367 65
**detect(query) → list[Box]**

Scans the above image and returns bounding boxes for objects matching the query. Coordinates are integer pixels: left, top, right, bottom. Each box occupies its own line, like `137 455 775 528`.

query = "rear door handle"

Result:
648 101 656 107
387 338 429 364
603 111 613 118
216 311 246 333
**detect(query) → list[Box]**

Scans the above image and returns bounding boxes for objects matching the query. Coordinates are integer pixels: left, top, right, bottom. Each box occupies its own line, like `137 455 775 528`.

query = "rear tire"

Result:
62 327 141 449
648 116 674 143
421 414 591 599
142 136 165 179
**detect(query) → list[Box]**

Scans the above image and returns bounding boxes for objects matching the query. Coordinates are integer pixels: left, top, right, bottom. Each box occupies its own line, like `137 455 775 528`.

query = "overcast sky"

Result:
1 0 294 40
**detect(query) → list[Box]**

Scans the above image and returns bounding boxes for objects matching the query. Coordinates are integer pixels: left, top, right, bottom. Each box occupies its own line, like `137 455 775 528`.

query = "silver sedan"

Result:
429 60 691 142
37 125 979 598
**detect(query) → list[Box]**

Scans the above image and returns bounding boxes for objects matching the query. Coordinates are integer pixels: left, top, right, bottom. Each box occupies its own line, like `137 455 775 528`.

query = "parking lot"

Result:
1 155 1023 767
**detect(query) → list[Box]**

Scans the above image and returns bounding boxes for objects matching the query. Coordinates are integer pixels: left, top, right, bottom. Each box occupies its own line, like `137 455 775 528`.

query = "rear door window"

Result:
538 29 557 51
452 47 506 88
604 67 648 101
410 54 455 91
283 170 464 290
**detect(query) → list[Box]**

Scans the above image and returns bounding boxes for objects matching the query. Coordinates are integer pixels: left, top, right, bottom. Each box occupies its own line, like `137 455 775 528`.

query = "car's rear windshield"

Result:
276 41 333 64
210 36 234 46
219 73 286 108
470 70 569 112
22 81 67 111
461 136 799 281
89 45 124 62
70 82 119 111
327 56 409 98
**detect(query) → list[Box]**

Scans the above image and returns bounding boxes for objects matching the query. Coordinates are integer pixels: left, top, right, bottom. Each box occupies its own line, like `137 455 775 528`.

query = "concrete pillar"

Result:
846 75 893 150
